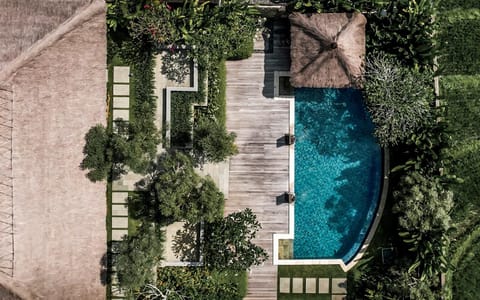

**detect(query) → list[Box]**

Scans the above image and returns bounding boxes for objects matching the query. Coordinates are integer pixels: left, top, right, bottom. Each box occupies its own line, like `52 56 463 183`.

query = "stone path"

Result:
112 66 130 121
279 277 347 298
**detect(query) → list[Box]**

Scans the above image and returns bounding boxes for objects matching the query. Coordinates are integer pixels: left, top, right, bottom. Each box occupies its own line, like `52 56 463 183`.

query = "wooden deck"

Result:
225 41 291 299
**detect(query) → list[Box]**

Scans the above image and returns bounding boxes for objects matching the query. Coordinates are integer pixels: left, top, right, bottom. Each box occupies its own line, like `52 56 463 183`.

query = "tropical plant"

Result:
393 171 453 279
130 0 258 64
288 0 387 13
147 267 243 300
193 117 238 165
367 0 436 67
113 223 165 295
363 52 434 147
203 208 268 271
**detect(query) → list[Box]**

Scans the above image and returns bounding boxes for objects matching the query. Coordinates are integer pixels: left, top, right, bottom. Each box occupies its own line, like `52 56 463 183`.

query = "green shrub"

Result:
227 36 254 60
193 117 238 165
149 267 243 299
206 61 227 125
363 53 434 146
170 69 206 148
113 224 165 295
131 151 224 224
366 0 436 67
80 125 110 182
438 18 480 75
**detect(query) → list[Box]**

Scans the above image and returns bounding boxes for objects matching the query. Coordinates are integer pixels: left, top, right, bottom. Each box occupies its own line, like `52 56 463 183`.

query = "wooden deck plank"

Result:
226 45 291 299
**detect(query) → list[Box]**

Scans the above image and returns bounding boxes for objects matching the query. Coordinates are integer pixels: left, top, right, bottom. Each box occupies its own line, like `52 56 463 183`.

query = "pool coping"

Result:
272 95 390 272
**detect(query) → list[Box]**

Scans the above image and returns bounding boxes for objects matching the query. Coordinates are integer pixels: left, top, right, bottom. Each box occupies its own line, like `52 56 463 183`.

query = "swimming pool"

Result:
293 88 382 263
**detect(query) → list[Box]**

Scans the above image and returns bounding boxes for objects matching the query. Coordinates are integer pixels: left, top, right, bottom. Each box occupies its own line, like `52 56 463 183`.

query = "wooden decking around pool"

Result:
225 44 291 299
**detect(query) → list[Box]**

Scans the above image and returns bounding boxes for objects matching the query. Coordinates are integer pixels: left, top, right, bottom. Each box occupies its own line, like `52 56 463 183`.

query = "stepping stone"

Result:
113 66 130 83
279 277 290 293
111 285 125 297
112 204 128 216
331 295 347 300
113 109 129 121
319 278 329 294
112 217 128 228
112 192 128 204
331 278 347 294
113 96 130 109
292 278 303 293
305 278 316 294
113 84 129 96
111 229 128 241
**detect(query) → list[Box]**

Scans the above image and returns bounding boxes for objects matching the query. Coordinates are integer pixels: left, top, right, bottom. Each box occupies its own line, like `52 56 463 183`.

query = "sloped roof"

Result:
289 12 366 88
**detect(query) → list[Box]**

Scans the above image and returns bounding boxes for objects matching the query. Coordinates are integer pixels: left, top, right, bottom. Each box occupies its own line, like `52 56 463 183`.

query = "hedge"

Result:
170 68 206 148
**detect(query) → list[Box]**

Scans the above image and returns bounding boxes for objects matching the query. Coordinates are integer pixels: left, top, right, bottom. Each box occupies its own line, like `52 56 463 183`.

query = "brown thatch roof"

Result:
289 12 366 88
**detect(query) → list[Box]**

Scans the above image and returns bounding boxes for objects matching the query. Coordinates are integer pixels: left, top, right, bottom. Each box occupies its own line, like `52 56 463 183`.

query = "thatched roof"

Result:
289 12 366 88
0 1 107 299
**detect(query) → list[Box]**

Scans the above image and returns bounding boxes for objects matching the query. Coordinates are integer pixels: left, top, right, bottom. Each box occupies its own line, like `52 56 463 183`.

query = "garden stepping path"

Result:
279 277 347 298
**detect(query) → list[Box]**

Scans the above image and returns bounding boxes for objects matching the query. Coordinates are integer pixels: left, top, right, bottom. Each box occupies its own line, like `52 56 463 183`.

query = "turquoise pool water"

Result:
293 88 382 263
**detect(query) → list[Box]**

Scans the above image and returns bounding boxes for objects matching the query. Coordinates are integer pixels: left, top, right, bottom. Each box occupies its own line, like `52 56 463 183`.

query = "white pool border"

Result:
272 91 390 272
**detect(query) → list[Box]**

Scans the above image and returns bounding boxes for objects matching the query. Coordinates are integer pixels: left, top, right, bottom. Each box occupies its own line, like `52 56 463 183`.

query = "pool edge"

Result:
272 97 390 271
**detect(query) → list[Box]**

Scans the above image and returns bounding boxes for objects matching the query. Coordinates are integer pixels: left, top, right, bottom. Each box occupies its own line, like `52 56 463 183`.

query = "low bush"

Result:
363 53 434 147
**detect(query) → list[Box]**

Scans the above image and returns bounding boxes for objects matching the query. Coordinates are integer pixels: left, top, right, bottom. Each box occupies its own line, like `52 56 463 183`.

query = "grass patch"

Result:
451 235 480 299
437 17 480 75
441 75 480 141
438 0 480 11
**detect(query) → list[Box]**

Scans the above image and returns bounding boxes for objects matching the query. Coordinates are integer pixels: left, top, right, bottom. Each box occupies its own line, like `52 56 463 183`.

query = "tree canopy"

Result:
113 224 165 295
133 151 224 223
203 208 268 271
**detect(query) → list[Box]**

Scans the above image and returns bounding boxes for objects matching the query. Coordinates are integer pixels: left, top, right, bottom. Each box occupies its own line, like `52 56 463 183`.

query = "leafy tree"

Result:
193 117 238 165
113 223 165 295
134 151 224 223
81 124 130 182
364 53 434 147
80 125 109 181
203 208 268 271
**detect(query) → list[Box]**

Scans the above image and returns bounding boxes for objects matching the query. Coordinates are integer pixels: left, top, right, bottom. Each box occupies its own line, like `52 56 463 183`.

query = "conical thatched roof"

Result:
289 12 366 89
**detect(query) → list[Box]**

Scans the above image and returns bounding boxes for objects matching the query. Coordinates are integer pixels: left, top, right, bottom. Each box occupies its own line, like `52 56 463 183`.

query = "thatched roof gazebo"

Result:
289 12 366 89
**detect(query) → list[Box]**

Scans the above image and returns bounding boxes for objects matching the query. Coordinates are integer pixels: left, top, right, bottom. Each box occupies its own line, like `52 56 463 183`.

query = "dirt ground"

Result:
7 2 107 299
